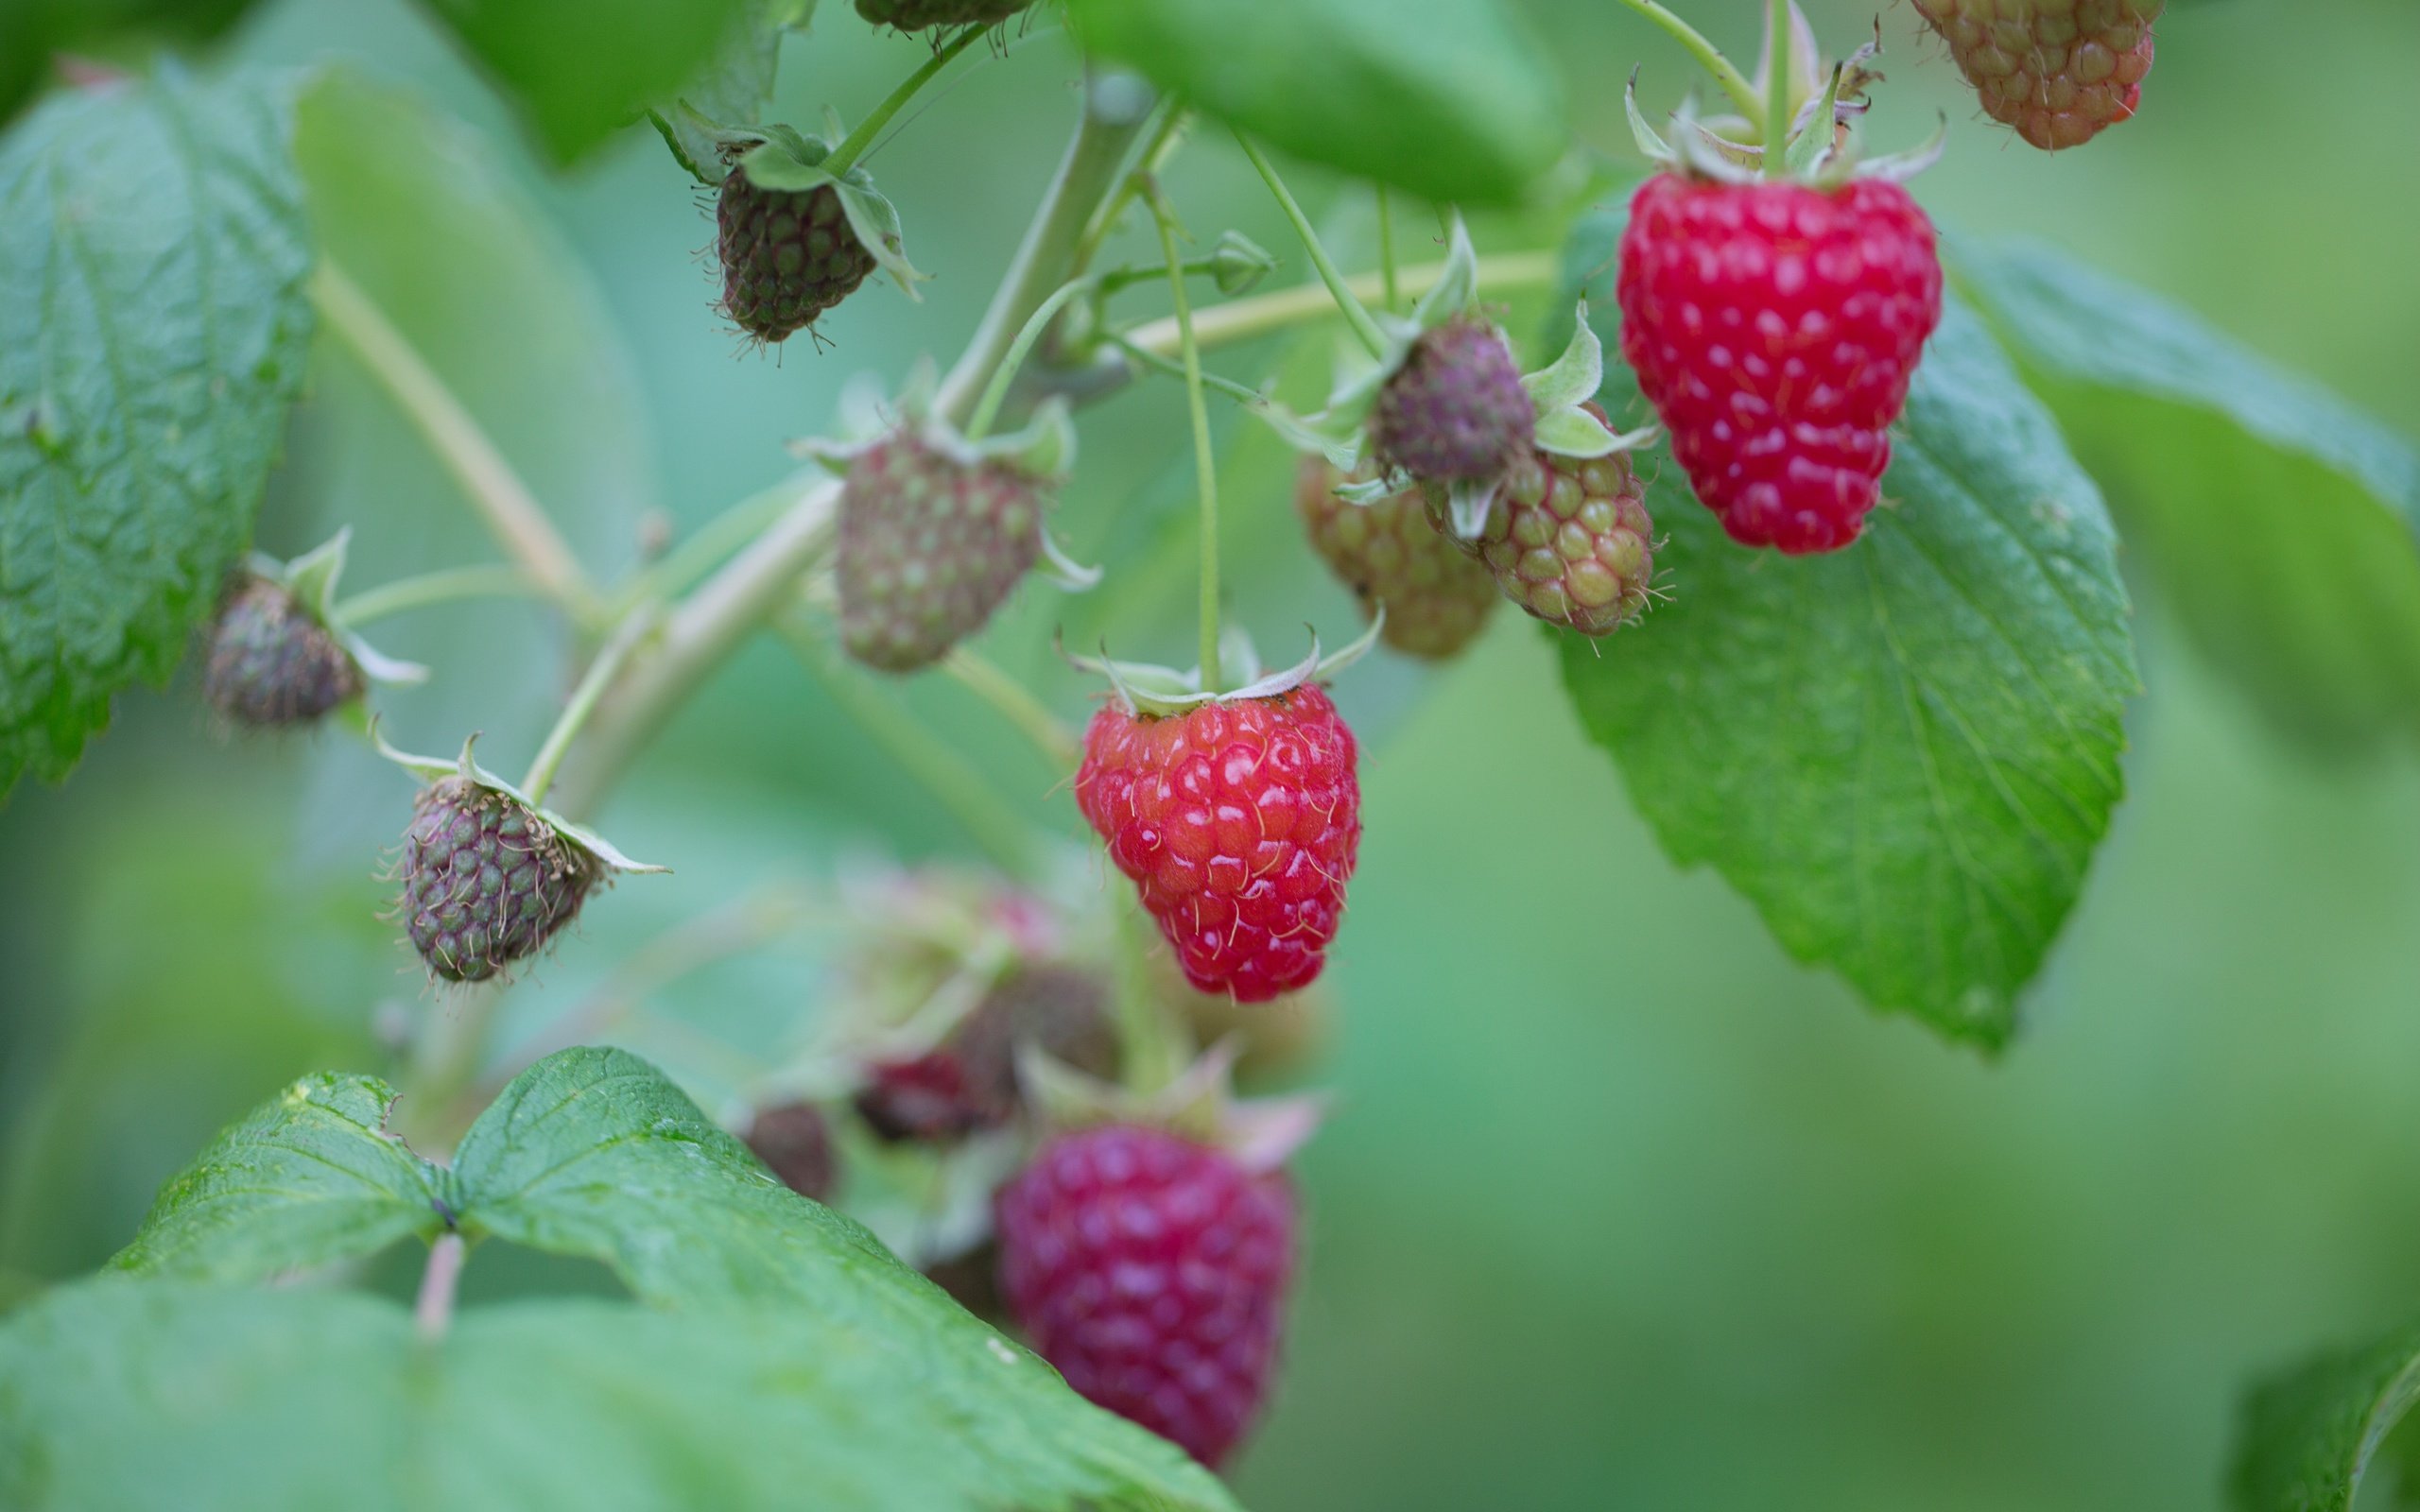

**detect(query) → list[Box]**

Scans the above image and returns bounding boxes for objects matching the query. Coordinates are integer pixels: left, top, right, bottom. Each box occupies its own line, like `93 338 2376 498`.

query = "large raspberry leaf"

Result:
1063 0 1563 205
0 69 313 799
415 0 753 164
2227 1320 2420 1512
650 0 818 184
76 1046 1236 1512
1950 239 2420 757
1555 213 2136 1050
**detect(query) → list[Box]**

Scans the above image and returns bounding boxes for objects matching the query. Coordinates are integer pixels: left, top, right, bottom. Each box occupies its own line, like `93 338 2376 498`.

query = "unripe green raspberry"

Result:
717 171 876 343
837 429 1048 673
1295 456 1497 661
203 576 362 727
855 0 1033 26
399 779 598 983
1431 417 1656 638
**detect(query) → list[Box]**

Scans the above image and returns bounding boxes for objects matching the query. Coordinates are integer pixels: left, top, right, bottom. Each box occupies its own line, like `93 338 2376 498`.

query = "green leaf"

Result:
1063 0 1564 205
2231 1323 2420 1512
65 1047 1236 1511
1948 239 2420 755
109 1073 443 1283
1552 212 2136 1048
415 0 756 163
0 67 314 797
651 0 817 183
0 1279 1240 1512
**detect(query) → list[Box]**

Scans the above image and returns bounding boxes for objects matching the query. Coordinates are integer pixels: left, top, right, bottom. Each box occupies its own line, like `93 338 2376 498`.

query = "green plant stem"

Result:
308 260 597 623
934 81 1155 425
1616 0 1763 119
1103 333 1265 406
779 618 1044 874
616 474 819 614
1765 0 1791 163
1375 186 1400 313
1070 100 1187 275
1120 249 1558 357
1110 903 1189 1094
523 609 657 806
964 275 1098 442
332 564 539 628
1231 130 1391 360
821 24 988 178
941 647 1080 768
414 1232 466 1343
1149 183 1224 694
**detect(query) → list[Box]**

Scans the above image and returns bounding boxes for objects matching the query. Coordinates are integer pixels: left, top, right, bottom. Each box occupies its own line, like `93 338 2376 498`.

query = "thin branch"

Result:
1120 250 1560 357
308 260 596 619
414 1232 467 1343
332 564 540 628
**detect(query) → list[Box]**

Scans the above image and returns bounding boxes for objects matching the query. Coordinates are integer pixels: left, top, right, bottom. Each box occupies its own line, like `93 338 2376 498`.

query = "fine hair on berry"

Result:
398 778 598 983
994 1125 1296 1467
1075 685 1360 1003
1616 173 1943 555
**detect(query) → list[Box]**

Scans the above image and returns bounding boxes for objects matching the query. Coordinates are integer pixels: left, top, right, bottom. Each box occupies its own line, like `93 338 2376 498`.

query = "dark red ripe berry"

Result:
744 1102 838 1202
398 779 596 983
856 963 1117 1142
994 1125 1296 1468
1075 687 1360 1004
1616 172 1943 555
1370 318 1535 482
717 170 875 344
856 0 1032 26
203 576 362 727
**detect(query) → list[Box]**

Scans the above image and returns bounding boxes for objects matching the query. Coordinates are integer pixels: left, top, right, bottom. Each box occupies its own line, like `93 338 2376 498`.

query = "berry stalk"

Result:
1148 181 1226 694
1764 0 1790 167
940 647 1080 768
331 564 539 628
521 607 656 807
963 273 1099 442
308 260 598 625
1375 185 1399 313
820 24 988 179
1615 0 1762 120
413 1232 467 1343
1232 130 1390 361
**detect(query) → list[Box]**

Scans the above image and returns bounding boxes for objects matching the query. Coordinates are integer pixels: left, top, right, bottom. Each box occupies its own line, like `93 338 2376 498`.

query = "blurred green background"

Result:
5 1 2419 1507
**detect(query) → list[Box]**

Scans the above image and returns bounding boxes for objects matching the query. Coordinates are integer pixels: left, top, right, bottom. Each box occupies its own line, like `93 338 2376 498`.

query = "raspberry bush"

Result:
1 0 2413 1506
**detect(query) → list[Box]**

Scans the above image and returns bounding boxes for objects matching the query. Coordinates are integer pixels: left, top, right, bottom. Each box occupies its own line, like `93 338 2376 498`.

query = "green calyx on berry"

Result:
374 731 666 984
1627 7 1944 189
1016 1039 1325 1177
1260 216 1645 541
1060 619 1381 720
209 529 424 729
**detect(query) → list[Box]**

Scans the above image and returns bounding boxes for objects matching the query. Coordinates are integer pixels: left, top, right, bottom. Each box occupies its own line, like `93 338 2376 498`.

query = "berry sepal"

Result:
372 729 668 879
1061 619 1380 720
1016 1040 1323 1177
247 528 428 695
729 123 925 298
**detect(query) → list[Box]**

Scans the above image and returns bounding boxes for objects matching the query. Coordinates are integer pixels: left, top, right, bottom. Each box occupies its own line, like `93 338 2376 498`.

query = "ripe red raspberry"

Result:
1616 172 1943 555
1910 0 2162 151
994 1125 1296 1468
1075 685 1359 1004
1295 456 1498 661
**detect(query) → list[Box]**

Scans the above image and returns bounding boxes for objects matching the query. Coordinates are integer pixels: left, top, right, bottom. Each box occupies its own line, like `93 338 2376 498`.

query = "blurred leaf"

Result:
2231 1323 2420 1512
650 0 816 183
1063 0 1564 205
0 1278 1239 1512
49 1046 1236 1511
0 0 261 126
1950 239 2420 756
111 1072 442 1282
412 0 755 163
0 67 313 797
1553 212 2135 1049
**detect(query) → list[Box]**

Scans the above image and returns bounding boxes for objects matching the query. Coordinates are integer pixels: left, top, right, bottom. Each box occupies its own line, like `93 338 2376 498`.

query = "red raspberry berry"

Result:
1074 687 1359 1003
994 1125 1296 1468
1910 0 2162 151
1616 172 1943 555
